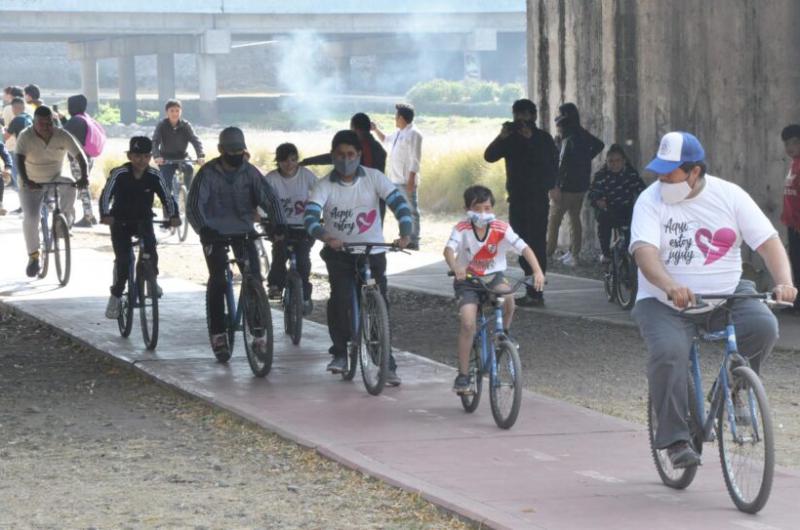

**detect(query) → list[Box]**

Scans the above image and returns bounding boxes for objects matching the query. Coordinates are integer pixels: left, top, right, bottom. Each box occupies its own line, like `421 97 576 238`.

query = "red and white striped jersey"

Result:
446 219 528 276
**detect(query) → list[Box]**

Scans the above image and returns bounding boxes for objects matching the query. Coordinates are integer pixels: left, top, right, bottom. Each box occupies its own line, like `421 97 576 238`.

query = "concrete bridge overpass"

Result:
0 0 525 122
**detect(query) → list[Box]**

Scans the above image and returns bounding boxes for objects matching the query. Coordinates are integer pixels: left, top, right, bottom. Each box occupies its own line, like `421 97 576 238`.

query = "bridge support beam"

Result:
80 58 99 114
157 53 176 105
118 55 137 124
196 54 217 124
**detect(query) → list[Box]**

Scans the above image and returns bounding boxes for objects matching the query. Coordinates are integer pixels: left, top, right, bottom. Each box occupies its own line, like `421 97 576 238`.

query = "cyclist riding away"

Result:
264 142 318 314
630 131 797 468
152 99 205 204
99 136 180 319
303 130 412 385
444 185 545 394
15 105 88 277
187 127 286 359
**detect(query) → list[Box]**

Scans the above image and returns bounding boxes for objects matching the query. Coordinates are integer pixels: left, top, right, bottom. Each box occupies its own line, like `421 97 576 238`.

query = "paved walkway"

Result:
1 194 799 529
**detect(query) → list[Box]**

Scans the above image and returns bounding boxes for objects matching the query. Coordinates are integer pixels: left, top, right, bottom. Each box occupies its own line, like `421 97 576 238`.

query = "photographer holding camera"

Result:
484 99 559 306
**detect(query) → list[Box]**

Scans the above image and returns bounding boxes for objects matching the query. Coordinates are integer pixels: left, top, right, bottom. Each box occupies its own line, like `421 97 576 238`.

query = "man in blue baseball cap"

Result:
629 131 797 469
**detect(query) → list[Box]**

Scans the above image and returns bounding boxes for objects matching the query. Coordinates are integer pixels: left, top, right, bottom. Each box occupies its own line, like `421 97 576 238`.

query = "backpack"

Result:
75 113 106 158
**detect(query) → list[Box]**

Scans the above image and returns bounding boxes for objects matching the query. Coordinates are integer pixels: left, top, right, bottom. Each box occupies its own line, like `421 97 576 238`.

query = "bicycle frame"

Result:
688 306 758 445
473 299 504 383
222 236 260 333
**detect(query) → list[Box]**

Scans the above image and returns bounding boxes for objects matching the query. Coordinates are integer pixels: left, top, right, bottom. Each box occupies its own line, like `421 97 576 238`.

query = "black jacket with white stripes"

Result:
100 163 178 221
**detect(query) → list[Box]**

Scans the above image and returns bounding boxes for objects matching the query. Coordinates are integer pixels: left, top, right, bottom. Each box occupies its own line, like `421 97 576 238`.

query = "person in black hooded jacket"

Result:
63 94 98 226
547 103 605 264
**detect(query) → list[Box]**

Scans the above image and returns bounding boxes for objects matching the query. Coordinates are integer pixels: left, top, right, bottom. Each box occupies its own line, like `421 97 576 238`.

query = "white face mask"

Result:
467 211 495 227
660 180 693 204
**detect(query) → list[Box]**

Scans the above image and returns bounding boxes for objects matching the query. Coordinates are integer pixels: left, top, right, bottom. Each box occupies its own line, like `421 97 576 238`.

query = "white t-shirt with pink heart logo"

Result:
308 166 397 253
264 167 318 225
630 174 778 305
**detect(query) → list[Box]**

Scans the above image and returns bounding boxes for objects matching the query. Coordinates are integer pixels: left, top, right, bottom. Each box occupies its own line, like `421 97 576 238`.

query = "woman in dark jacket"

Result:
587 144 646 261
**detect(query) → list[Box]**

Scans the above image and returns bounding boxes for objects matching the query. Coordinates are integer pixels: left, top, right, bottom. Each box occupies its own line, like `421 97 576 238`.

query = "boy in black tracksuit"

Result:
99 136 180 319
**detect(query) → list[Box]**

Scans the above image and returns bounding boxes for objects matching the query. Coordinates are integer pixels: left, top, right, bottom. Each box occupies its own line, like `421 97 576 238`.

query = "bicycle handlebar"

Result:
342 242 407 254
159 159 198 164
447 271 531 296
674 292 793 312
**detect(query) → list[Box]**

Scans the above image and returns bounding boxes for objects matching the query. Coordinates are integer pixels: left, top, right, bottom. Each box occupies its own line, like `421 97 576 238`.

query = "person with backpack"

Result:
62 94 105 227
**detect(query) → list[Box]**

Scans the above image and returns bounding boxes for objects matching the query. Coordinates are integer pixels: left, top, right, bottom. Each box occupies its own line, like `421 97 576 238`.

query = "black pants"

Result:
790 227 800 310
508 194 549 297
203 237 261 335
596 207 633 257
110 221 158 297
267 235 313 301
321 246 396 370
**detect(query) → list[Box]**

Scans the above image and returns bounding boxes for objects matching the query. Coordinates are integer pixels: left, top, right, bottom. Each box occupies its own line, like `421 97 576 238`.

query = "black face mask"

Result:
223 153 245 168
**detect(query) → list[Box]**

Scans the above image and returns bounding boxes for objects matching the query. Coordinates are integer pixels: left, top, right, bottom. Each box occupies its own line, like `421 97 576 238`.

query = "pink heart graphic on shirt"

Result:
356 209 377 234
695 227 736 265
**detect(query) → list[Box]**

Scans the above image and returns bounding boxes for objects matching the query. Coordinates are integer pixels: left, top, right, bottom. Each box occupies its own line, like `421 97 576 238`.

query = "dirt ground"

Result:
0 310 472 529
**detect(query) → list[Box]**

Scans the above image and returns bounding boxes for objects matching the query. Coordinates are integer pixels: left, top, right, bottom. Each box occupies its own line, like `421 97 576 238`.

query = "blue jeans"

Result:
395 184 420 246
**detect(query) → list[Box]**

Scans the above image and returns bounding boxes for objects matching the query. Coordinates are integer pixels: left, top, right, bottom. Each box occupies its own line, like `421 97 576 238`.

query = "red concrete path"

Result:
2 215 799 529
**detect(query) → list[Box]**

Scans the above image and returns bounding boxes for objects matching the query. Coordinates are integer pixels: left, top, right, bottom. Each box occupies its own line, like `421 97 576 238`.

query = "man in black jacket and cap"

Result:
484 99 558 306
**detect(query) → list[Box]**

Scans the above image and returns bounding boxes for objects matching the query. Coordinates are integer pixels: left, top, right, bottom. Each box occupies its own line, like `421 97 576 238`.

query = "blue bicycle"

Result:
37 181 74 286
209 233 274 377
647 292 783 513
450 273 527 429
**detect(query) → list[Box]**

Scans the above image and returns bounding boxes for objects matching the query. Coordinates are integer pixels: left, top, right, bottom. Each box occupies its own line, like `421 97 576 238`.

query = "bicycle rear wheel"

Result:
489 340 522 429
615 252 637 310
359 287 390 396
52 213 71 286
460 339 483 413
118 276 135 338
37 212 50 279
647 374 700 489
137 262 159 350
717 366 774 514
242 278 274 377
283 272 304 345
177 185 189 242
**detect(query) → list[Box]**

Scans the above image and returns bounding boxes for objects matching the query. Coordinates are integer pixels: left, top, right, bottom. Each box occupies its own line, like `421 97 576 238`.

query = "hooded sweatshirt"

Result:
63 94 89 147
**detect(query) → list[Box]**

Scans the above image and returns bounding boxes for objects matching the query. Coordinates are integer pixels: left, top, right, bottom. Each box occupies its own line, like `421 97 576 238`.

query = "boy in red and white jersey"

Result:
443 185 545 394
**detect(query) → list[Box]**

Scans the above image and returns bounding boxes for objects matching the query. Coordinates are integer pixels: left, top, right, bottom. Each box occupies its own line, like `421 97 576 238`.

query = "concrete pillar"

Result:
80 58 99 114
118 55 137 124
156 53 176 105
196 54 217 124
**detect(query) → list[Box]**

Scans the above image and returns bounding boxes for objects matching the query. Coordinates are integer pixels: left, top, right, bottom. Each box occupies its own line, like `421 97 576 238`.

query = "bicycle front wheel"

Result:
118 276 135 338
359 288 390 396
284 272 304 345
52 213 71 286
460 339 483 413
647 374 700 489
178 185 189 242
717 366 774 514
138 262 159 350
37 212 50 279
242 278 274 377
489 340 522 429
615 252 637 310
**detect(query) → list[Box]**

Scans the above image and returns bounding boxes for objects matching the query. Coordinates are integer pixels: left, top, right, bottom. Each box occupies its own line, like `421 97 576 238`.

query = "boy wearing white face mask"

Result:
629 131 797 469
444 185 545 394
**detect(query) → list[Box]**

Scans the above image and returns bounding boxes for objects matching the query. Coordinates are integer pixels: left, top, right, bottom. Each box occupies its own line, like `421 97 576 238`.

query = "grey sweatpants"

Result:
20 182 76 255
631 279 779 449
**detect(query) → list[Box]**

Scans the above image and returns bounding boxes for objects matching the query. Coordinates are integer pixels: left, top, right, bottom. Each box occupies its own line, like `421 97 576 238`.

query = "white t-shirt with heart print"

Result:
264 167 318 225
630 174 778 305
308 166 396 253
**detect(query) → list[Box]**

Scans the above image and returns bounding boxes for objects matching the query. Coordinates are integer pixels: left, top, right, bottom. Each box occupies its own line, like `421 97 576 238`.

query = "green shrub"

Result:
95 103 120 126
498 83 525 104
419 149 507 215
407 79 521 107
466 80 499 103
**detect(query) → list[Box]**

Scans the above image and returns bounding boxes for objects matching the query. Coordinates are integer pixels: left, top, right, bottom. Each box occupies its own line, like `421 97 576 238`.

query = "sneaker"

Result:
558 250 572 263
88 215 98 225
0 203 6 216
386 369 401 387
406 242 420 251
303 299 314 316
327 356 348 374
452 373 472 395
599 254 611 265
251 336 269 360
11 207 22 215
105 295 122 319
268 286 283 300
516 294 544 308
73 217 92 228
666 440 701 468
25 255 40 277
561 253 576 267
210 333 230 357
